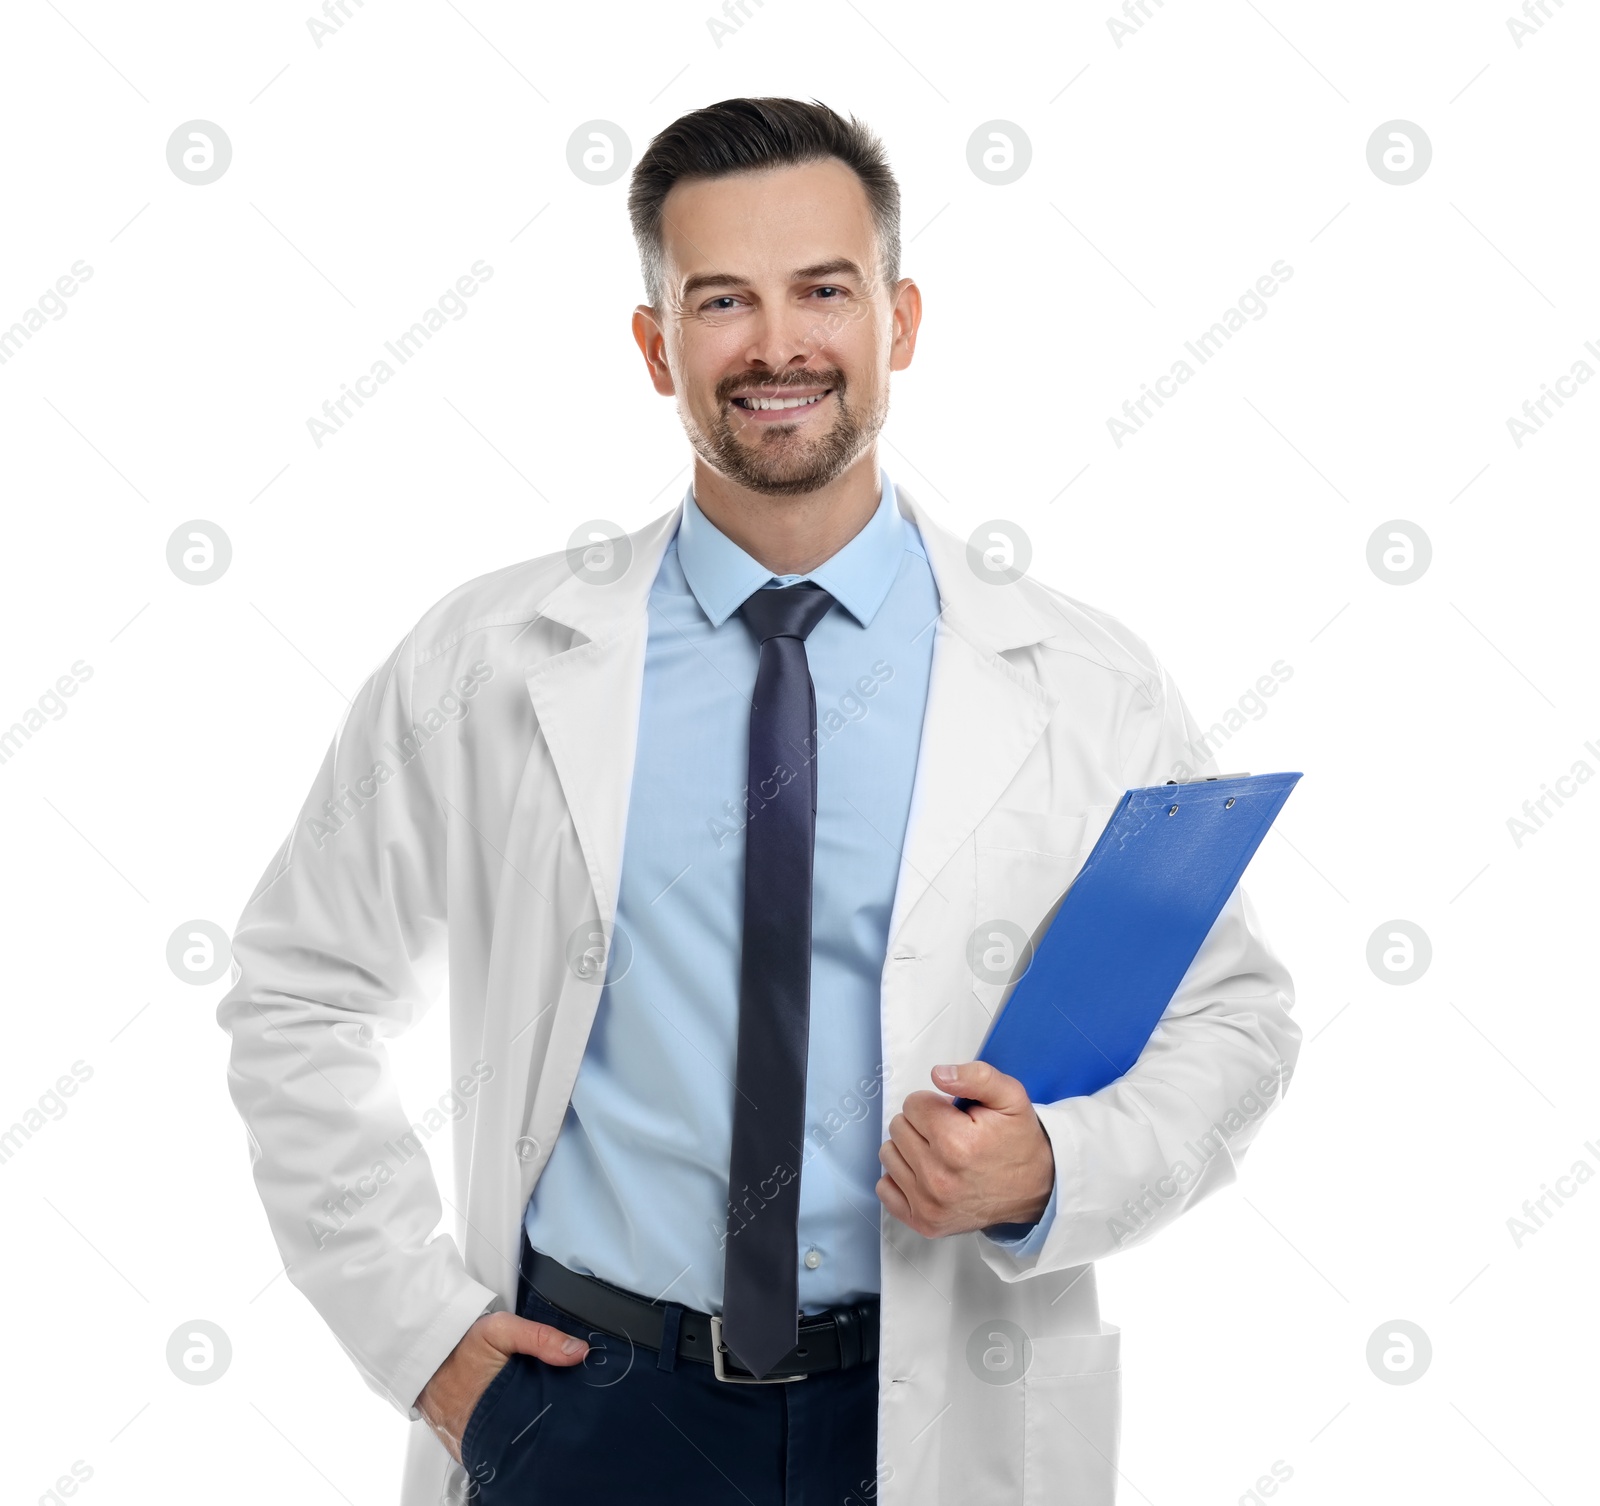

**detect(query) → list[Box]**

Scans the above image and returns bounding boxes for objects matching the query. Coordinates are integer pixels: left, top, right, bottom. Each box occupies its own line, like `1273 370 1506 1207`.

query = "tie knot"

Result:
737 582 837 644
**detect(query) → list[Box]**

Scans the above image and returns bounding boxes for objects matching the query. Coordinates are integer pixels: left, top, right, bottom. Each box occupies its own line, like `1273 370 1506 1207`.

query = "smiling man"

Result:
218 97 1298 1506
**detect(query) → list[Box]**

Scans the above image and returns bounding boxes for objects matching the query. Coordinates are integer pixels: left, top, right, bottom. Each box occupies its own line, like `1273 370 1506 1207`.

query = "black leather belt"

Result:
523 1247 879 1383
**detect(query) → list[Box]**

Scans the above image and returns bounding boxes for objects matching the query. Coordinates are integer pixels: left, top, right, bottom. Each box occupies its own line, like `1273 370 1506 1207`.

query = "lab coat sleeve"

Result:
215 628 496 1416
976 661 1301 1282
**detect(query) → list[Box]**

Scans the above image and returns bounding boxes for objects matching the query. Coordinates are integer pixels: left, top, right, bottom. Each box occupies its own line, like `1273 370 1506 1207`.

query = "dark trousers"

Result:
458 1241 880 1504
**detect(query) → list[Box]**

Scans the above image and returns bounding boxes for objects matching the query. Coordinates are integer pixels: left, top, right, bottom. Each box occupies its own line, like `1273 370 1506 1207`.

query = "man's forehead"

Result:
659 161 879 285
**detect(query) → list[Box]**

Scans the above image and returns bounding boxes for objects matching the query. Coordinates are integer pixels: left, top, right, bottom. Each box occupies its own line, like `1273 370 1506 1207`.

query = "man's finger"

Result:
930 1059 1028 1111
876 1173 914 1226
878 1136 919 1192
887 1107 932 1158
900 1089 963 1137
886 1118 934 1180
486 1311 589 1366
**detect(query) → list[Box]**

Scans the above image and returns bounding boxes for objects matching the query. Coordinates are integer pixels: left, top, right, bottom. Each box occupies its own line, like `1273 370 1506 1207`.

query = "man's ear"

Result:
632 306 676 397
889 278 922 373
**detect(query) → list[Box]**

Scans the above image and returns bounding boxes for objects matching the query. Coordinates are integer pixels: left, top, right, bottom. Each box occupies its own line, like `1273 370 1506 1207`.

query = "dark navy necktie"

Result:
721 581 837 1379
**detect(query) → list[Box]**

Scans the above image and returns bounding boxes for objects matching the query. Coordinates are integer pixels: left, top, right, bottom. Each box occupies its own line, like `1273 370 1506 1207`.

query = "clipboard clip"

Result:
1164 772 1249 784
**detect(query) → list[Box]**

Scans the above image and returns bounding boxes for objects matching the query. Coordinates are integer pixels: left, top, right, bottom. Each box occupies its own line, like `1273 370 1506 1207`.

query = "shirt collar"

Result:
675 467 906 629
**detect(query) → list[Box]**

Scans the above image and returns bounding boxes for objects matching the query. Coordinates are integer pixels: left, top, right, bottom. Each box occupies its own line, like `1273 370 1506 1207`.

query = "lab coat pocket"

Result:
1022 1326 1122 1505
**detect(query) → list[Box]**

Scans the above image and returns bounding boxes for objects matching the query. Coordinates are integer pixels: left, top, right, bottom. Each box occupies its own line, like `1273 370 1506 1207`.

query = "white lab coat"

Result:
218 484 1298 1506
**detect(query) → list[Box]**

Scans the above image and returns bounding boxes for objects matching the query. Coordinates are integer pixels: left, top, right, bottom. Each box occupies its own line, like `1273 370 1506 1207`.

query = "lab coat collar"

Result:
529 472 1062 657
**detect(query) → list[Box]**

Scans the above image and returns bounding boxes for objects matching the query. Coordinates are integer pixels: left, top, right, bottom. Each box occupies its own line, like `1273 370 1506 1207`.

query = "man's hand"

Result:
416 1311 590 1464
876 1061 1055 1239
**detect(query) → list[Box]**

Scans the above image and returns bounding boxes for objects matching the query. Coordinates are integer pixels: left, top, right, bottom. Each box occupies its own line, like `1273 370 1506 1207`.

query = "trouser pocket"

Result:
459 1355 522 1497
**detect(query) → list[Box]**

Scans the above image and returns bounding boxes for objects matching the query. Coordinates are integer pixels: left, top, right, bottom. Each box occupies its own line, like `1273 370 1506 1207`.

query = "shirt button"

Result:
803 1246 822 1269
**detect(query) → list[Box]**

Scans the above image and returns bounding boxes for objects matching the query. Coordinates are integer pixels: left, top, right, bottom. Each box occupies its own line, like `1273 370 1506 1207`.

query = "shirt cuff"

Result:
981 1174 1060 1257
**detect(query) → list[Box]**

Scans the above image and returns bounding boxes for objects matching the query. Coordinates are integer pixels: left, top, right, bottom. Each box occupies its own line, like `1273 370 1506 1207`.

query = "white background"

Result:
2 1 1596 1502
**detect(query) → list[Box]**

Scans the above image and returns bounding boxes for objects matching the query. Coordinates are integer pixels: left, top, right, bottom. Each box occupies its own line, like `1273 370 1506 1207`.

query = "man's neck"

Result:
690 450 883 576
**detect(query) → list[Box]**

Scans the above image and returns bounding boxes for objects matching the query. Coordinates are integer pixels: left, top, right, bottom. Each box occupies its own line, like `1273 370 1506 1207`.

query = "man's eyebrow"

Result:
677 258 869 301
792 258 866 283
679 271 753 300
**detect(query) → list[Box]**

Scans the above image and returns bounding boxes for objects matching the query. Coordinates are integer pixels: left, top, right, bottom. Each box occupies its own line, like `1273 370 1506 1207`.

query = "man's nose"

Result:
740 302 833 374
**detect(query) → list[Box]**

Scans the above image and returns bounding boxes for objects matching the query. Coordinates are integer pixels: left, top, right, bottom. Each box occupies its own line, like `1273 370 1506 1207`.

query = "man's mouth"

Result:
728 388 833 413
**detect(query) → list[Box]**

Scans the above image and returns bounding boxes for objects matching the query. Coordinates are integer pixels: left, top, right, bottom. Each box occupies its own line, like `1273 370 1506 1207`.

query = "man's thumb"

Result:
931 1060 1021 1107
495 1310 589 1364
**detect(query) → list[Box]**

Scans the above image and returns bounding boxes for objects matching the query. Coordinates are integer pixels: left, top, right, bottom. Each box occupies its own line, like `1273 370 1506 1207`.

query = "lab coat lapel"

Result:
521 506 682 940
886 488 1060 945
450 507 681 1291
478 505 680 1213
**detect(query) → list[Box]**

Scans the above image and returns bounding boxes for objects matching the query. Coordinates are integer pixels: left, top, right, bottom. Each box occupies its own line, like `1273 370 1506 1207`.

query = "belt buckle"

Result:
709 1315 807 1384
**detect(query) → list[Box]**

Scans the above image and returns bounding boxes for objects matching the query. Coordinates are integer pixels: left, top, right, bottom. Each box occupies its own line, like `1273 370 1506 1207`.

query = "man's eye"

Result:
705 296 740 311
812 286 844 298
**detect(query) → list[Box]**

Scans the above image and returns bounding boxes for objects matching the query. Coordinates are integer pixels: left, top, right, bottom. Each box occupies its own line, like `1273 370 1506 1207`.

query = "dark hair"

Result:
627 97 901 308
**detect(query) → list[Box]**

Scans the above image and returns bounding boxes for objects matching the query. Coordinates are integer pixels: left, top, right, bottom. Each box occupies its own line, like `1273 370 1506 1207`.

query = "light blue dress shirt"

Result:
523 467 1054 1316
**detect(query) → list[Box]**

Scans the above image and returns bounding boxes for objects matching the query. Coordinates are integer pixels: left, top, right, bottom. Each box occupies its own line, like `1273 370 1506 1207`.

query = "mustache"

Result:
716 369 846 402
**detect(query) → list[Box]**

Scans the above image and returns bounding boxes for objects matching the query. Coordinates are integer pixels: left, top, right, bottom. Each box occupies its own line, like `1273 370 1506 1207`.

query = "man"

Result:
218 97 1298 1505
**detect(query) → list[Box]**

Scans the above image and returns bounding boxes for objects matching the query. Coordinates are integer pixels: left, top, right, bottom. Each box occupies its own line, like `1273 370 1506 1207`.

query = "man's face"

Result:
635 159 915 497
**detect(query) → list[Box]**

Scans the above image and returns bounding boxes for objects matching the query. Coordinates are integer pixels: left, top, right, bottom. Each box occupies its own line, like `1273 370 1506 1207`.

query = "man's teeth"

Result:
733 392 827 411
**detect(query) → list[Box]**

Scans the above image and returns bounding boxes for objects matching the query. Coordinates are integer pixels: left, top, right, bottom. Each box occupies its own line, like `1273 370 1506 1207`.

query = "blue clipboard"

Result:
955 771 1301 1110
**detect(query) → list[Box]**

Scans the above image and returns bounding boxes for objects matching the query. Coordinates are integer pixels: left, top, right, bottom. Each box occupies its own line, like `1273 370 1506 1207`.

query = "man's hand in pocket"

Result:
416 1312 590 1463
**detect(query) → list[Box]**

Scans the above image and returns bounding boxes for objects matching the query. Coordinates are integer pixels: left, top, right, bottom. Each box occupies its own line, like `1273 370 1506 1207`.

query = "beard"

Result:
683 369 888 497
